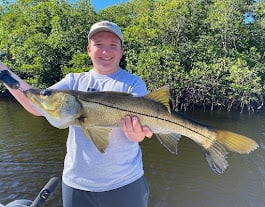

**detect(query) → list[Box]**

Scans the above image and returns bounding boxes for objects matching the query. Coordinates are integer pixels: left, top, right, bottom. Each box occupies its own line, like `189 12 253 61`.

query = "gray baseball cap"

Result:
88 21 123 42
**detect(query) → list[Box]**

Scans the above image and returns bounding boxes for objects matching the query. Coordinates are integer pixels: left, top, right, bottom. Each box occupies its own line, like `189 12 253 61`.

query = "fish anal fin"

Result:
144 86 171 114
201 142 228 175
87 127 112 153
155 133 181 154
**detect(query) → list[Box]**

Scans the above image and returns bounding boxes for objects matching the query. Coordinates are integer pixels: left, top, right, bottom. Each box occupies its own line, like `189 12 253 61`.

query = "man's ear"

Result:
87 45 91 57
120 48 124 59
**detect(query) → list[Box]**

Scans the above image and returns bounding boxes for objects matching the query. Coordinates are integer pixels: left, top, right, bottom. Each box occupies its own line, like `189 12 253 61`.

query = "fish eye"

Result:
41 90 52 96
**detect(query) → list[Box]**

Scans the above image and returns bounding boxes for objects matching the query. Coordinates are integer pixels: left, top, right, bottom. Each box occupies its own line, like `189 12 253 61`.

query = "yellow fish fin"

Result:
87 127 112 153
201 130 259 175
144 86 171 114
155 133 182 154
216 130 259 154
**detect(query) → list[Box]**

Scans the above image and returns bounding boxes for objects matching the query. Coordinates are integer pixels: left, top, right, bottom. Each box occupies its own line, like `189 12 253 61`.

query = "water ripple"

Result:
1 101 265 207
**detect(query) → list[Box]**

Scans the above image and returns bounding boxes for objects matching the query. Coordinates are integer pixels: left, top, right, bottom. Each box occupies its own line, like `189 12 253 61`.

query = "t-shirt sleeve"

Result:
48 73 75 90
129 77 148 97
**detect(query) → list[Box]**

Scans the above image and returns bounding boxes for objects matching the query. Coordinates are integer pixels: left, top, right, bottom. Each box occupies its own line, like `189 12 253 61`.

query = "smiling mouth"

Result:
100 57 113 61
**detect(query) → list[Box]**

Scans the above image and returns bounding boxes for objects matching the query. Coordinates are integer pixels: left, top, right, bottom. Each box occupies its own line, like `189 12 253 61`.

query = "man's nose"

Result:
101 46 111 53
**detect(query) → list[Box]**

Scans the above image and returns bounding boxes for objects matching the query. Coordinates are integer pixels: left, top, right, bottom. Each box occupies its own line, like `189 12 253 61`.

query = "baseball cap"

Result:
88 21 123 42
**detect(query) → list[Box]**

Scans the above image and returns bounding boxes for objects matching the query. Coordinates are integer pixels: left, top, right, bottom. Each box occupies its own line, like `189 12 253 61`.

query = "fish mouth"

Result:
30 95 50 110
24 89 62 115
23 88 36 96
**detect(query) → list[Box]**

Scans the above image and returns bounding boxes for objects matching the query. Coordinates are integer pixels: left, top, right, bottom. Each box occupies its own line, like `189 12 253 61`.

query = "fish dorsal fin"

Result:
144 86 171 113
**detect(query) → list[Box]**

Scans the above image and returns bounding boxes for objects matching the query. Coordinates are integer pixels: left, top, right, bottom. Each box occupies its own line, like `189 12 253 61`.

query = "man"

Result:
0 20 152 207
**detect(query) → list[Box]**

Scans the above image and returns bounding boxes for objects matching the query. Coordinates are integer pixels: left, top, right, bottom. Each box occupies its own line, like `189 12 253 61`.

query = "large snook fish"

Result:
23 87 259 174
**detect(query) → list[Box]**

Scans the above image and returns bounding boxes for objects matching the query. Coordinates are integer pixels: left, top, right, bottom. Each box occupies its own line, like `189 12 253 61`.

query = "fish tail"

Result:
202 130 259 174
215 130 259 154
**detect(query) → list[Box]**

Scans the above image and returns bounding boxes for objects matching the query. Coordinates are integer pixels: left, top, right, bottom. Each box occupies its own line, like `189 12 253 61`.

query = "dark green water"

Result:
0 99 264 207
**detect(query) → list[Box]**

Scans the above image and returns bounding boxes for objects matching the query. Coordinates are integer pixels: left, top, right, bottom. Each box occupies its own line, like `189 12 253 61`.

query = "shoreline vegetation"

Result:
0 0 264 113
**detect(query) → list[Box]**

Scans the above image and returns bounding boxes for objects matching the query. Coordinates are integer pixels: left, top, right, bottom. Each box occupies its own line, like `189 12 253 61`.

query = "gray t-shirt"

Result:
50 68 147 192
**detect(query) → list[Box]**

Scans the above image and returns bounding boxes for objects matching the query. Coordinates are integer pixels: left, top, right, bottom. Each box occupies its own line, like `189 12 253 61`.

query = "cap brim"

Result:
88 28 123 41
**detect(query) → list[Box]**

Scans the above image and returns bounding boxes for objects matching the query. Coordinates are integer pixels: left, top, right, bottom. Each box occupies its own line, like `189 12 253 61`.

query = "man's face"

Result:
87 31 123 75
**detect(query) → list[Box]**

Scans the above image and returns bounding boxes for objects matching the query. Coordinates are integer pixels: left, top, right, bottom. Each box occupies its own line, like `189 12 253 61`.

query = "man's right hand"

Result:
0 63 20 89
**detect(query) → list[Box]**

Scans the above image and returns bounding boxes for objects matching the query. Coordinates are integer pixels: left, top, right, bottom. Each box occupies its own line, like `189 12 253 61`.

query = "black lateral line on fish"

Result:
87 100 212 140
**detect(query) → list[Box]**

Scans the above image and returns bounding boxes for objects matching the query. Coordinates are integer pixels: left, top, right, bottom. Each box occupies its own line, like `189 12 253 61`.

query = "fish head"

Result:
24 89 82 128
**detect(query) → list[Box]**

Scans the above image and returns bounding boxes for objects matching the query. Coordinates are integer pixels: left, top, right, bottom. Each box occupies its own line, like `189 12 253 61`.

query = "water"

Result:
0 98 66 206
0 99 264 207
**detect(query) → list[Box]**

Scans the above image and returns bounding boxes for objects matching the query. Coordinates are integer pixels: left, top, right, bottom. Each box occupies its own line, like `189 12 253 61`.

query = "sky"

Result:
91 0 129 12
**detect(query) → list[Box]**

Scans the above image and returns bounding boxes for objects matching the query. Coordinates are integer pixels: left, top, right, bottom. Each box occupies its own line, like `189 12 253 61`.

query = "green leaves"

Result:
0 0 264 112
0 0 95 87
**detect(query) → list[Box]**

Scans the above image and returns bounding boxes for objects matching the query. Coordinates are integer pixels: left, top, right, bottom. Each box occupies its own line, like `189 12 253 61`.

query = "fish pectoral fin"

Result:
155 133 181 154
87 127 112 153
78 118 90 139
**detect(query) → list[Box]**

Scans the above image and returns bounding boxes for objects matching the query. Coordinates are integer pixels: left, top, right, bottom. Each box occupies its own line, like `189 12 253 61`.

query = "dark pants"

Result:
62 176 149 207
